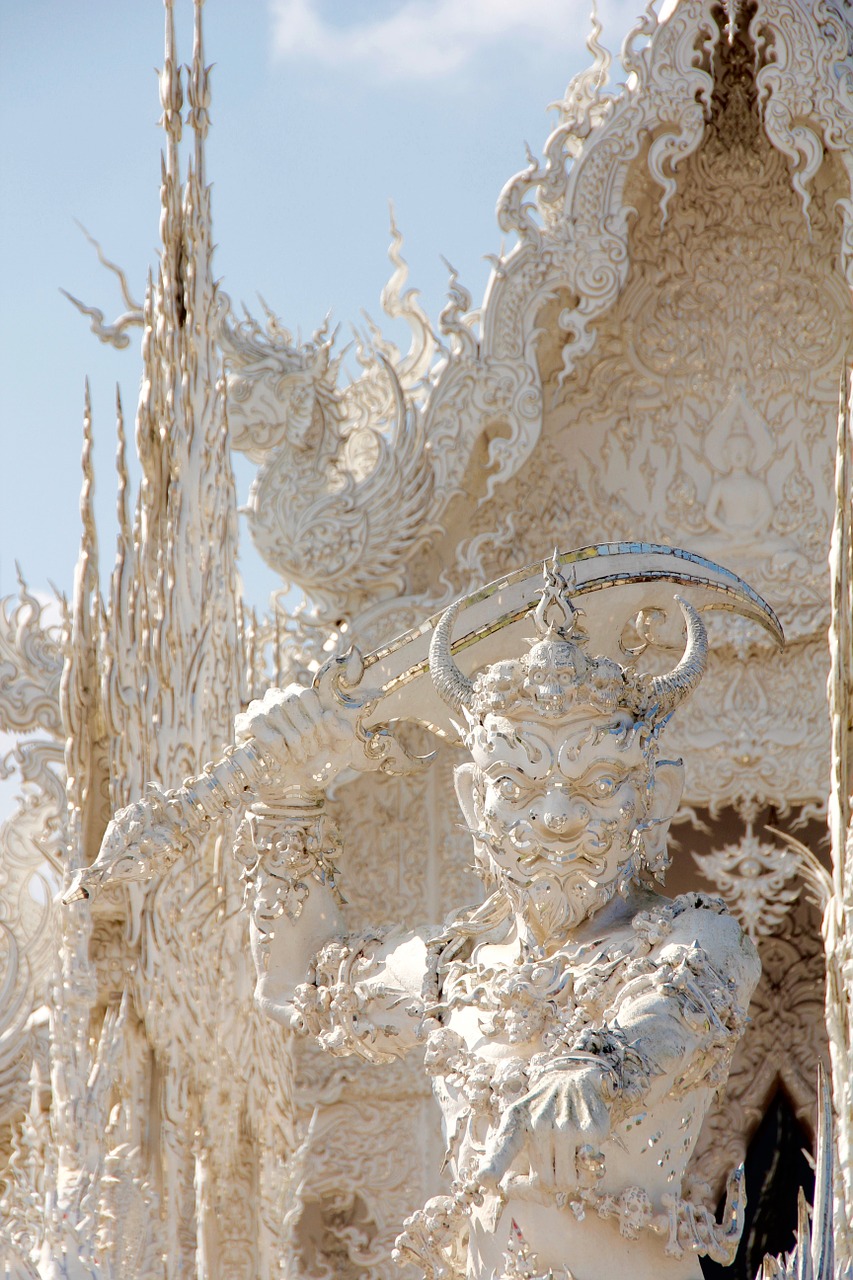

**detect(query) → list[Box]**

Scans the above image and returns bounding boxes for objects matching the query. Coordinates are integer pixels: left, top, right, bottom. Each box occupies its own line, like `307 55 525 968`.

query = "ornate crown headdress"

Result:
429 554 708 728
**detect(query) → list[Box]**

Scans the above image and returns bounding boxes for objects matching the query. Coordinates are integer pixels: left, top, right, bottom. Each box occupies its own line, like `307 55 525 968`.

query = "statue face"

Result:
435 565 698 937
225 365 318 456
723 434 754 471
462 710 655 934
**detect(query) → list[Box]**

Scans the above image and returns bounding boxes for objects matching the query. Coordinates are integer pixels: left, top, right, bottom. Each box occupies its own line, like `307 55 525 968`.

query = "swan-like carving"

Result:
218 227 440 624
217 222 545 633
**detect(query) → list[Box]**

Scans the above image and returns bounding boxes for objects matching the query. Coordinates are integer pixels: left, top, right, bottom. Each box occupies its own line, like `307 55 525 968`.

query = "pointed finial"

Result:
115 385 131 550
72 378 100 627
160 0 183 165
724 0 741 43
188 0 211 183
81 379 96 553
274 607 283 687
585 0 610 94
533 552 580 639
245 606 258 702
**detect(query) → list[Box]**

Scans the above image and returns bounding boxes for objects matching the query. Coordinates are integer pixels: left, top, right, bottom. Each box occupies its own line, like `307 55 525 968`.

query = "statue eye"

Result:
593 775 617 796
494 777 522 801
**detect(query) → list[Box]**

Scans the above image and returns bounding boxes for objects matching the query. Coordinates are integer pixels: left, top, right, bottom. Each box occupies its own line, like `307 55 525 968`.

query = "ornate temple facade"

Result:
1 0 853 1277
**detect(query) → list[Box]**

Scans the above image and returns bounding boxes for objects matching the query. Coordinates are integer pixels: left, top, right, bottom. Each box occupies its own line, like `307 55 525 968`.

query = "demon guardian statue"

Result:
69 549 777 1280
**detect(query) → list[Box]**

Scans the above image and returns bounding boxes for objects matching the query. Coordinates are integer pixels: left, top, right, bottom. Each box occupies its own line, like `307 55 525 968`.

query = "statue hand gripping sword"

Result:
65 543 783 1280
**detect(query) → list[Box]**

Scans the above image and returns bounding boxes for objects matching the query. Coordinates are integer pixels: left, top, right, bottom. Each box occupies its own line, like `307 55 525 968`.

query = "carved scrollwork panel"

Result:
0 739 64 1157
464 22 851 632
288 1088 439 1280
0 584 63 737
451 22 848 817
691 826 800 938
664 641 831 815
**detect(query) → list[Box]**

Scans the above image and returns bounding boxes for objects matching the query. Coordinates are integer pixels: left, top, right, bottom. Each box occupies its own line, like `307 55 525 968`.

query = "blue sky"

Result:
0 0 636 614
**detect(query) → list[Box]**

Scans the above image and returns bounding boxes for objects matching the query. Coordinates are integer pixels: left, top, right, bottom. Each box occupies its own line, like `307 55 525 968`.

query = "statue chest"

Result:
421 936 629 1169
418 893 735 1175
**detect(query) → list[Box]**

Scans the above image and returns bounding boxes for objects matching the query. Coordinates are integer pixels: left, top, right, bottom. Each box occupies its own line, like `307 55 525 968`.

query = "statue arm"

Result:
231 684 432 1060
66 665 431 1062
602 900 761 1109
703 480 726 532
274 925 432 1063
62 682 363 901
63 646 419 903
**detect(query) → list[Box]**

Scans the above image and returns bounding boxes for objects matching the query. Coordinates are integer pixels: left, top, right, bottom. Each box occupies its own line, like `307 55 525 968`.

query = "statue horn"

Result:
632 596 708 722
429 598 476 714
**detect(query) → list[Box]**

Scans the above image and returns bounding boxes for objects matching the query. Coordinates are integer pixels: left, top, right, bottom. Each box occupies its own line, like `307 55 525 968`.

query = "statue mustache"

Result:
464 815 628 879
505 816 623 863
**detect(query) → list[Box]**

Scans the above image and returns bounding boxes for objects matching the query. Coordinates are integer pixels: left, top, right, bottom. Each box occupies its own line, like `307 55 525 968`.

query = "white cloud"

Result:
269 0 587 80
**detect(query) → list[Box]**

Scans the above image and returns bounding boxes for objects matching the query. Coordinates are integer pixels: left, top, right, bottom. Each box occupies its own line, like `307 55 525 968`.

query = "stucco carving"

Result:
449 14 850 834
4 0 853 1275
0 580 64 1173
72 553 780 1278
691 824 800 938
0 578 63 738
0 739 63 1135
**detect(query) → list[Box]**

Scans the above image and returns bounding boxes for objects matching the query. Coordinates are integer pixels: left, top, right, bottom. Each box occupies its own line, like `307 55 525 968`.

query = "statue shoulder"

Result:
653 891 761 997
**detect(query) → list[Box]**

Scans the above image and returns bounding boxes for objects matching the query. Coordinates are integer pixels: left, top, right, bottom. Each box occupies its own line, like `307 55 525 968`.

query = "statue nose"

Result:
537 789 586 835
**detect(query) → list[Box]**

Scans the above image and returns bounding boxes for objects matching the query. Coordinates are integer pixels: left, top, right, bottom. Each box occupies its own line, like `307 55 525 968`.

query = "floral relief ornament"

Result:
691 825 800 939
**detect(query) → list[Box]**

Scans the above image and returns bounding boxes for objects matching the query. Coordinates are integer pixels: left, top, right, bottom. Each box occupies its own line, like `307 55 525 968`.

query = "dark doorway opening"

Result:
700 1087 814 1279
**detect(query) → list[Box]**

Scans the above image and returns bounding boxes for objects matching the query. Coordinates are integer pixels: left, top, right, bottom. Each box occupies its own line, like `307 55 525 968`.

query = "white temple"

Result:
1 1 853 1278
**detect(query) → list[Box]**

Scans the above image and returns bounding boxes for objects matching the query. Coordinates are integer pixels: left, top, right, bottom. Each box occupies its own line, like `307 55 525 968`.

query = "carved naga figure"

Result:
67 545 783 1280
